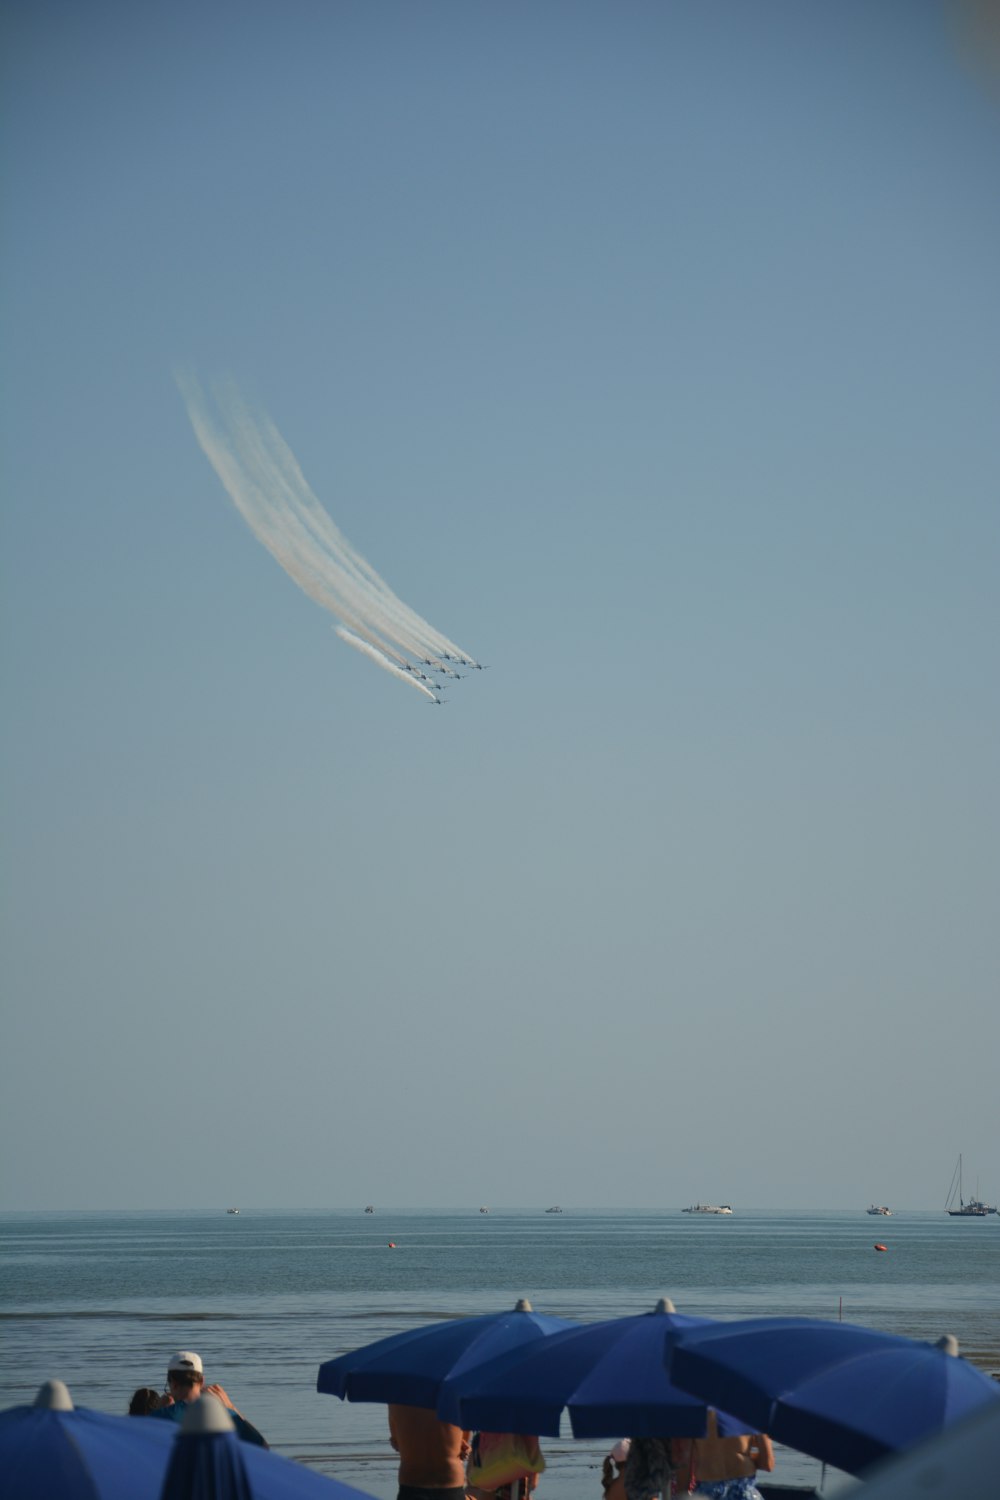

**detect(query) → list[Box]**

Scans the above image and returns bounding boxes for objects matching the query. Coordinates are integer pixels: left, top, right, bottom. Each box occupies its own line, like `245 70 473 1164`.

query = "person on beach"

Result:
146 1349 268 1446
387 1403 471 1500
128 1386 163 1415
622 1438 673 1500
601 1439 630 1500
669 1409 774 1500
468 1473 540 1500
466 1430 545 1500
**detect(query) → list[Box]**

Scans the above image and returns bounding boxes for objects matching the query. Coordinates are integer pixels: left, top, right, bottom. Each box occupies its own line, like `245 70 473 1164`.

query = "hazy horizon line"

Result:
0 1202 964 1216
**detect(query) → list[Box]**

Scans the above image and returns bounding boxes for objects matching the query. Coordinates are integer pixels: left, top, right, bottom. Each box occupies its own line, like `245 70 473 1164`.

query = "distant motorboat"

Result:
479 1206 489 1214
945 1155 997 1216
682 1203 733 1215
544 1206 563 1214
867 1205 893 1215
226 1207 240 1215
364 1205 375 1214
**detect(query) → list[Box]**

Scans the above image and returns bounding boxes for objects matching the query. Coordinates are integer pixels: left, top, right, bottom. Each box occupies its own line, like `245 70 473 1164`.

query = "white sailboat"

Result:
945 1155 996 1216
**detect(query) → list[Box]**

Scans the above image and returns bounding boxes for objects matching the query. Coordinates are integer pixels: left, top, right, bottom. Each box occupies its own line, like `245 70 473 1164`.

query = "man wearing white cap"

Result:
147 1350 267 1447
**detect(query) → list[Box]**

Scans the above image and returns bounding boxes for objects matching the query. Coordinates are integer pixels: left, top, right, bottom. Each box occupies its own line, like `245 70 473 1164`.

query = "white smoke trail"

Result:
182 378 415 665
178 373 480 696
335 628 441 703
204 378 469 668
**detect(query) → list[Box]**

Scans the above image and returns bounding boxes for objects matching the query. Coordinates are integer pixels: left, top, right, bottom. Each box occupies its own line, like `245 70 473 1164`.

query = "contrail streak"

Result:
335 628 441 703
178 373 480 698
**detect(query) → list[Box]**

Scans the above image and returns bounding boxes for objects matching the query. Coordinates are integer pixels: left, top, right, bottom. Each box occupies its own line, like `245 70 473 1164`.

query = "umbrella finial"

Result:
935 1334 959 1356
514 1298 533 1312
181 1394 237 1434
34 1379 73 1410
654 1297 676 1314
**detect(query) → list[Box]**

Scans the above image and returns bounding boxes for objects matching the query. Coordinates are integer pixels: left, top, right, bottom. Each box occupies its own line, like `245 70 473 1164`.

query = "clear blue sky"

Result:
2 1 998 1211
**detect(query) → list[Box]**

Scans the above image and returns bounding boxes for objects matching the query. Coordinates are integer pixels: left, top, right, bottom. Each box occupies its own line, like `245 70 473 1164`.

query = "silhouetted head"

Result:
166 1350 204 1401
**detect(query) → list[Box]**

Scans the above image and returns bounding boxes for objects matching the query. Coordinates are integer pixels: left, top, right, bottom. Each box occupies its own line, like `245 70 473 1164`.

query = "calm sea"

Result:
1 1209 998 1496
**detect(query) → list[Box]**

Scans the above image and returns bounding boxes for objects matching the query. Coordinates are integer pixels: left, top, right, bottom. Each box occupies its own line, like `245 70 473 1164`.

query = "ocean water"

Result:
1 1208 997 1497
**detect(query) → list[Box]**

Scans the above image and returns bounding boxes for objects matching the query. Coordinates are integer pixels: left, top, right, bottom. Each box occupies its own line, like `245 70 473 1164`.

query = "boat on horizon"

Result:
945 1155 996 1216
226 1207 239 1215
544 1205 563 1214
682 1203 733 1215
867 1205 892 1215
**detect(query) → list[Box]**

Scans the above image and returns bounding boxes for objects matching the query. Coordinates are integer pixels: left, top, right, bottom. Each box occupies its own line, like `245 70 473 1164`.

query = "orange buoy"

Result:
874 1243 888 1252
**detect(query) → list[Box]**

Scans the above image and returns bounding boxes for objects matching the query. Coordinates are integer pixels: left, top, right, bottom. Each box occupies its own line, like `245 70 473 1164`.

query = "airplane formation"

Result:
179 374 481 704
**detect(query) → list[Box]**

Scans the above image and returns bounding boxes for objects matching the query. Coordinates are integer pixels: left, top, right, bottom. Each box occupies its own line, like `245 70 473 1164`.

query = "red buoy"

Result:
874 1243 888 1252
388 1241 396 1248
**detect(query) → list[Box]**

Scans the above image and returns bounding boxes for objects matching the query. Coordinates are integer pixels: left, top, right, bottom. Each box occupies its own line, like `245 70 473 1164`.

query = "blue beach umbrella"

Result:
668 1316 1000 1475
159 1396 376 1500
846 1397 1000 1500
0 1380 177 1500
1 1381 380 1500
438 1299 748 1439
317 1299 574 1409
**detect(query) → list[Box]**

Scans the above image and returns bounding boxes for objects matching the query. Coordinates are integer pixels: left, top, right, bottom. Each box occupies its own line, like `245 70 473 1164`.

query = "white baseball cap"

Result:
167 1350 203 1376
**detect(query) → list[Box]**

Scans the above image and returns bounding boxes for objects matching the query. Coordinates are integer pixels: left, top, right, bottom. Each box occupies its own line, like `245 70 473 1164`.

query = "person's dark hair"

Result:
129 1387 161 1416
168 1369 203 1391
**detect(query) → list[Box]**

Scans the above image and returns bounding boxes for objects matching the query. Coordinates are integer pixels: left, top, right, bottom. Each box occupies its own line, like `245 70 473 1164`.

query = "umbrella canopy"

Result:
0 1380 176 1500
438 1299 748 1439
841 1396 1000 1500
161 1397 254 1500
317 1299 574 1410
160 1396 375 1500
668 1316 1000 1476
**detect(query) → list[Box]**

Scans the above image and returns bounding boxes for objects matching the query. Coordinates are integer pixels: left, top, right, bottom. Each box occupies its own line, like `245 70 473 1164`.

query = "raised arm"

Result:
749 1434 775 1473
